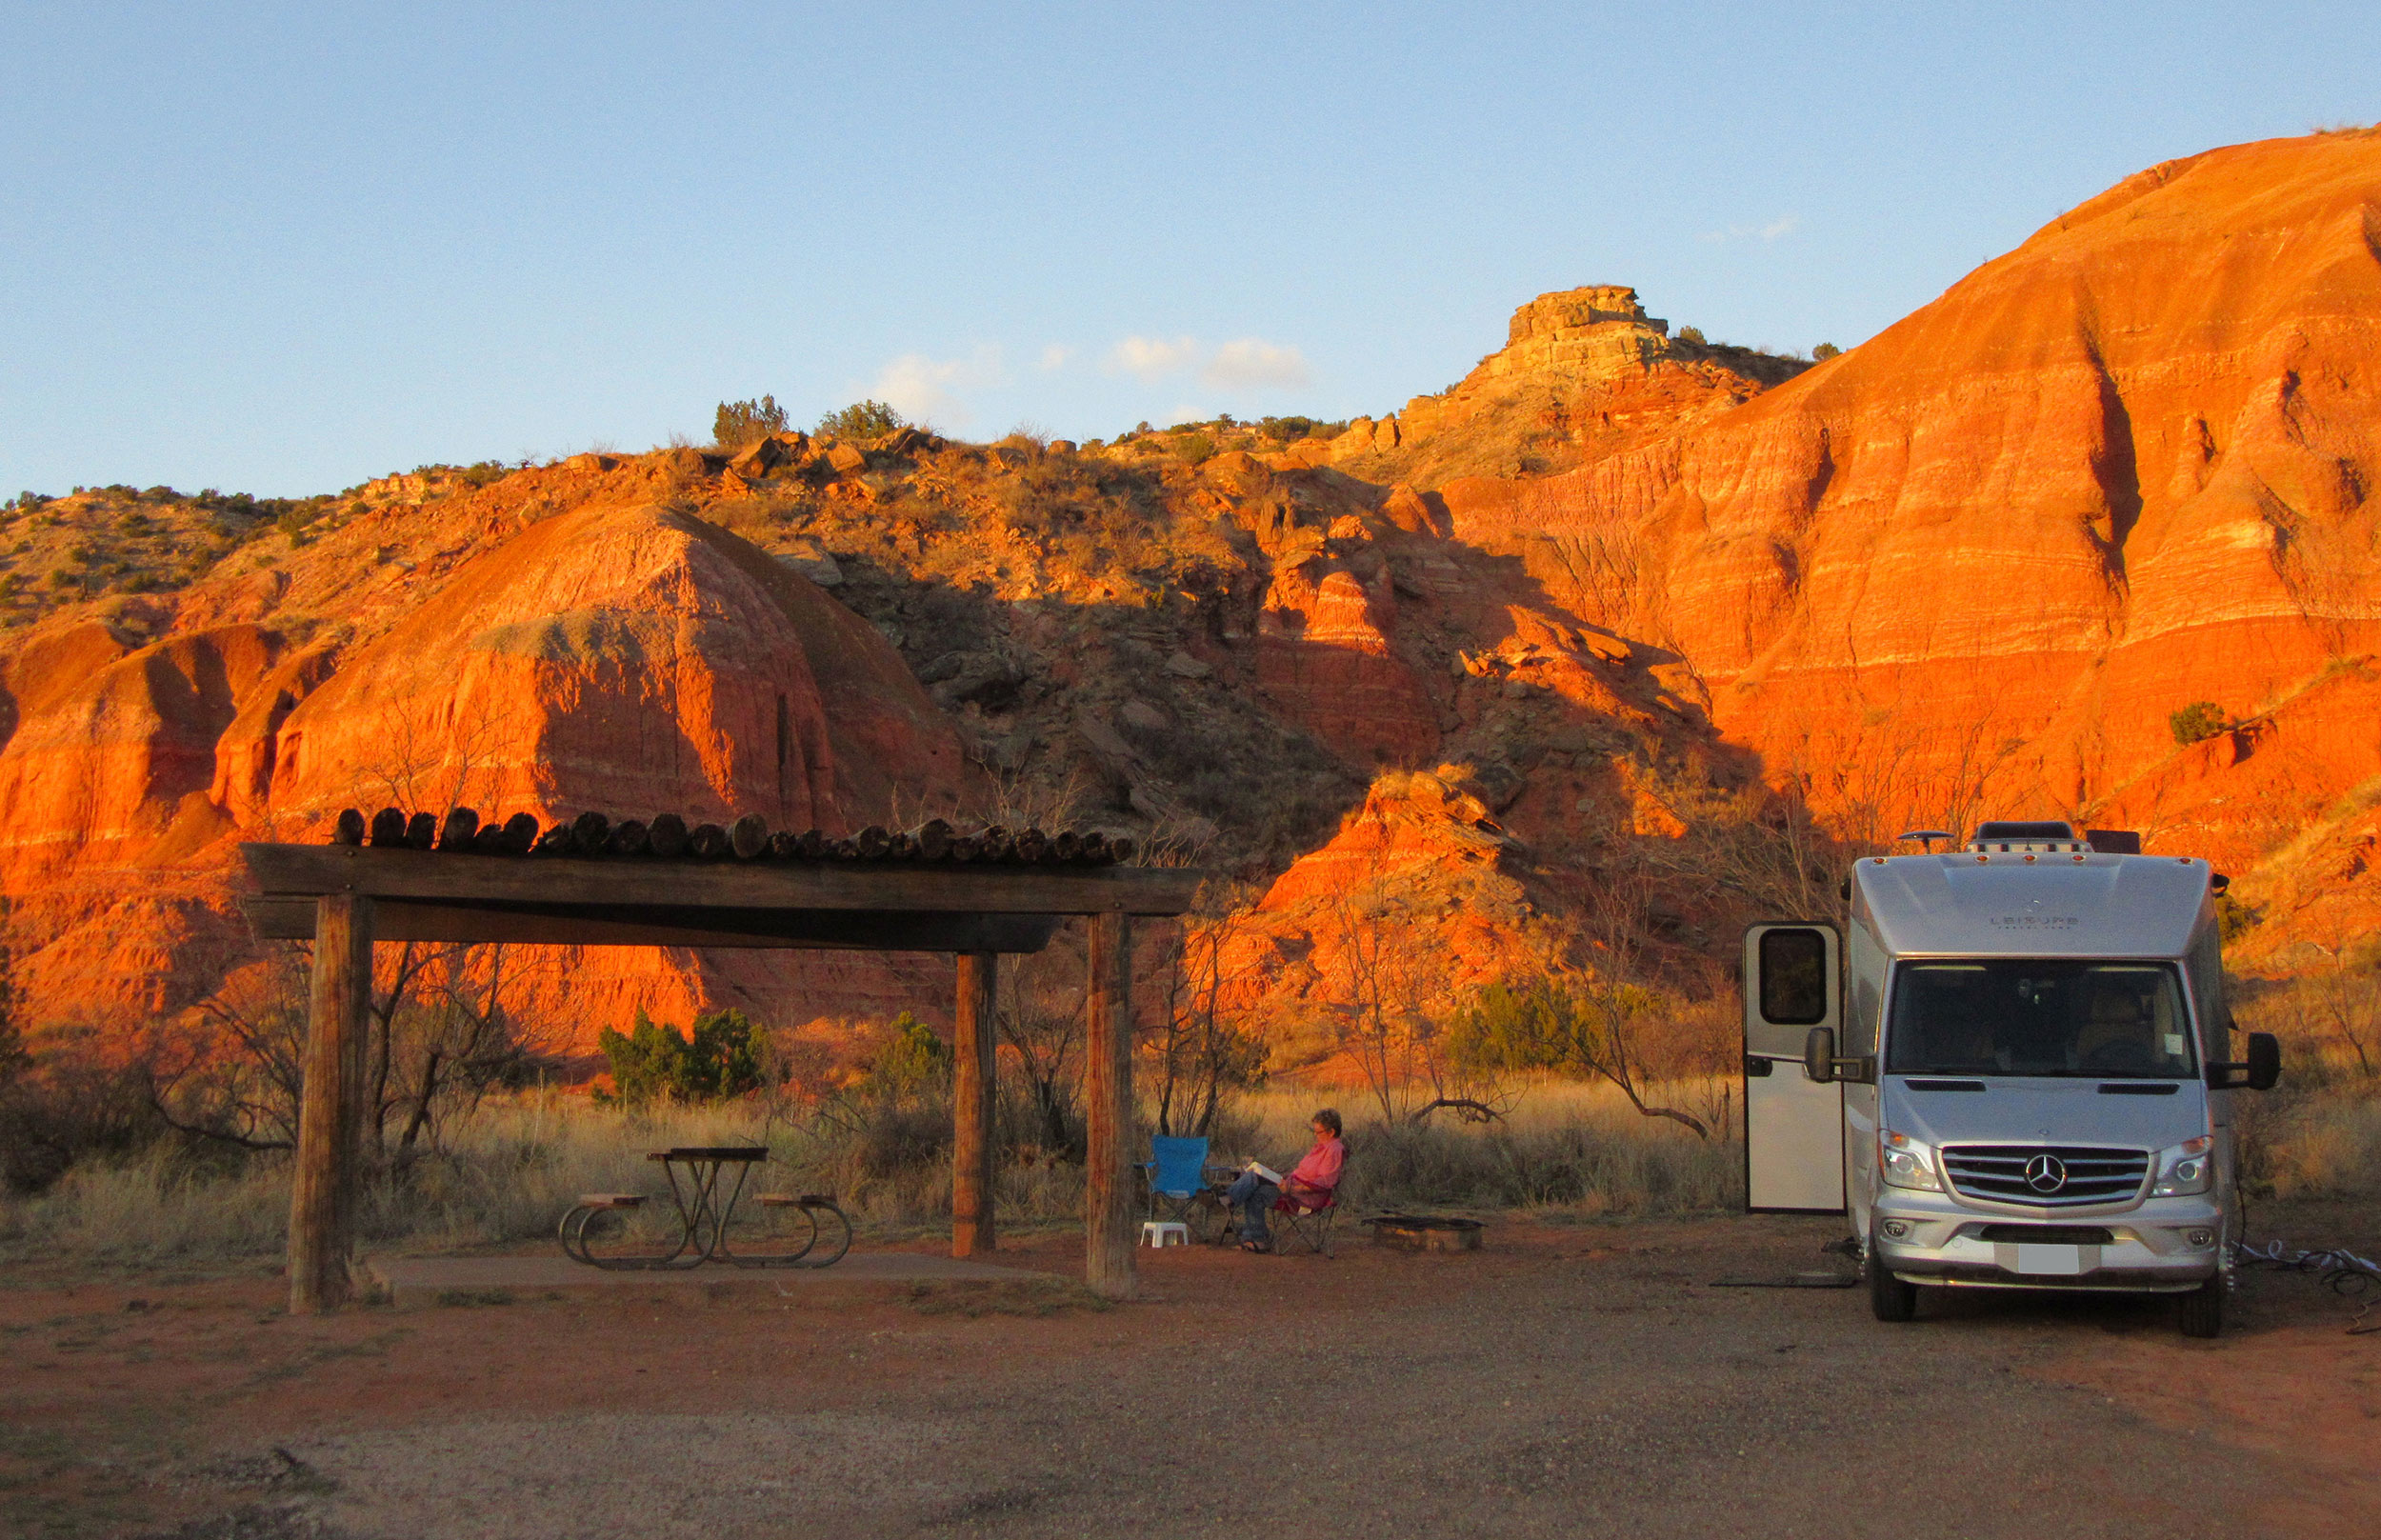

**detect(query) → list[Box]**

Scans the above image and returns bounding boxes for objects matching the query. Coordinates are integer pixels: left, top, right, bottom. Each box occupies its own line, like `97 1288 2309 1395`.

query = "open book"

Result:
1245 1161 1284 1185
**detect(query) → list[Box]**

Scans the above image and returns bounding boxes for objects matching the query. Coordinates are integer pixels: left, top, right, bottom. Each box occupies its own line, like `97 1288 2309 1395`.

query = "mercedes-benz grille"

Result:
1940 1145 2150 1207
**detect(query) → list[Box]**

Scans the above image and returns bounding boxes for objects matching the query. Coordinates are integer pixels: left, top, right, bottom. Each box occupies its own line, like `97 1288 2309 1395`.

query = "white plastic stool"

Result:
1141 1221 1190 1248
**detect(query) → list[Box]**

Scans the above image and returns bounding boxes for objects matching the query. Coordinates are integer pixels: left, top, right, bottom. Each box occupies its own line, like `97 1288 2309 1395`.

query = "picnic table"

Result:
557 1147 851 1270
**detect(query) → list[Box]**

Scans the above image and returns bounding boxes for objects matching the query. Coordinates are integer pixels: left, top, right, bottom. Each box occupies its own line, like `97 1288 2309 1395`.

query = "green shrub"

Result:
1812 342 1842 361
1172 432 1215 465
595 1008 767 1106
1676 325 1707 346
822 1012 957 1183
2170 701 2231 746
860 1011 952 1099
714 394 790 448
817 399 906 440
1446 981 1576 1072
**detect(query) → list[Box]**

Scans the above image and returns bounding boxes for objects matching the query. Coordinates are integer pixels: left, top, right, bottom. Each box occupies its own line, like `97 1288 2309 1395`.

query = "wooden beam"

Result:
1084 911 1135 1300
241 844 1201 916
952 952 997 1258
241 897 1064 954
289 893 371 1314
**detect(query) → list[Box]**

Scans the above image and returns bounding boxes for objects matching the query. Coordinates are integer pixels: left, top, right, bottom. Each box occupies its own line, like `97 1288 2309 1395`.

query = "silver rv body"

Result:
1743 822 2279 1335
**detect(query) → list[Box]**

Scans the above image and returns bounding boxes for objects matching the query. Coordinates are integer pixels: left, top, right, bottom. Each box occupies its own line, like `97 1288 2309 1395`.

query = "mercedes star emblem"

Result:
2024 1153 2069 1193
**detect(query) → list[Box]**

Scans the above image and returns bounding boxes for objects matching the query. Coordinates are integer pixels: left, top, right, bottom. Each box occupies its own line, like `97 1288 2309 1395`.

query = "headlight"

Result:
2151 1135 2213 1196
1879 1129 1941 1190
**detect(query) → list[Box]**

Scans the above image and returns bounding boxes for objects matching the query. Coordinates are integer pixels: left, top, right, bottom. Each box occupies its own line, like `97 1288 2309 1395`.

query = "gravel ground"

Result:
8 1209 2377 1538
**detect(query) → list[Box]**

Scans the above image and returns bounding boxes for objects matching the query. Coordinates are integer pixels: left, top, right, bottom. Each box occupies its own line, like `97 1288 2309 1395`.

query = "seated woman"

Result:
1225 1109 1344 1253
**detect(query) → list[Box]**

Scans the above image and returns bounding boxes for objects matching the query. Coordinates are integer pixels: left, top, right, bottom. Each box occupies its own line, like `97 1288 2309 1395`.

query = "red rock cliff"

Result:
1442 130 2381 884
0 496 975 1044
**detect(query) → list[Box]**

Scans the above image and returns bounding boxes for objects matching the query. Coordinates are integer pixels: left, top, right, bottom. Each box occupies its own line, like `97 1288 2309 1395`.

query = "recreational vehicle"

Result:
1742 821 2281 1337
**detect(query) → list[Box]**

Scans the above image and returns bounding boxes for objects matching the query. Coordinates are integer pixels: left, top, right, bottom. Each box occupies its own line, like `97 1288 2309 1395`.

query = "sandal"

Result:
1239 1240 1271 1254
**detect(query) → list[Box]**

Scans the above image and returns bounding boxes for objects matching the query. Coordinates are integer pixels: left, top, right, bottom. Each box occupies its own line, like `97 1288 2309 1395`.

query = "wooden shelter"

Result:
239 830 1202 1313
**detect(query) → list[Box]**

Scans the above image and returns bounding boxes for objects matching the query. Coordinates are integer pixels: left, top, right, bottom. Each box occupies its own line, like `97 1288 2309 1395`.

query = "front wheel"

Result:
1869 1252 1919 1322
2178 1274 2224 1338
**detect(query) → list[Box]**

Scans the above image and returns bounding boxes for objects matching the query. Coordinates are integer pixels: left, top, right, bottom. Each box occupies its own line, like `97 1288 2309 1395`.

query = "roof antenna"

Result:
1899 828 1952 853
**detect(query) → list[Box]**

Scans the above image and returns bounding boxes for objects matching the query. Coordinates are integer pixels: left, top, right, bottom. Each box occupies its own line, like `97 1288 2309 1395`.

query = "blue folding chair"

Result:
1142 1135 1222 1242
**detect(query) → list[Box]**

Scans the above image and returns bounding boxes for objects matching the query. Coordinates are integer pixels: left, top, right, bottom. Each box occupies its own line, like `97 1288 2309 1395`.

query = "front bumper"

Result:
1871 1194 2222 1293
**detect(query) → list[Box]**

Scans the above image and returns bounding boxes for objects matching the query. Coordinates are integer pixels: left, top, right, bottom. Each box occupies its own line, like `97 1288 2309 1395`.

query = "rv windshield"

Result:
1885 960 2195 1079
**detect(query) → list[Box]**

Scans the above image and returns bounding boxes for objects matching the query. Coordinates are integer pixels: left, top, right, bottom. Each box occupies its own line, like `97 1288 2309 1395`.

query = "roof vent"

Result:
1967 819 2088 854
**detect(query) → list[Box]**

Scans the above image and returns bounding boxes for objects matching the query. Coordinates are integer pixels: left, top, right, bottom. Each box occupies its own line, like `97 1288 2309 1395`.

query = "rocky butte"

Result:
1428 130 2381 965
0 128 2374 1064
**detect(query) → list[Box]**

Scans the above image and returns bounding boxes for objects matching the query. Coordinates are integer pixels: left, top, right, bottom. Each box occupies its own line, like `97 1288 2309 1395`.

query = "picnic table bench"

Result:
557 1147 851 1270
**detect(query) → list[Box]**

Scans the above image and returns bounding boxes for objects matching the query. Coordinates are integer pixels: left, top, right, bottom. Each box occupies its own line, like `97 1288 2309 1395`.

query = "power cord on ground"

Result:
2229 1239 2381 1334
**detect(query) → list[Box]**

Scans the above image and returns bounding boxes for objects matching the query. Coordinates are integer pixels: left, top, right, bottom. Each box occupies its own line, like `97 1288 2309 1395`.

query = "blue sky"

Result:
3 2 2376 496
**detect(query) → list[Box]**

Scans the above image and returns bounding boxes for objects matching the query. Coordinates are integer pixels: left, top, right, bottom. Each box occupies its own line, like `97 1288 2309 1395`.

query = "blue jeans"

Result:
1227 1170 1280 1246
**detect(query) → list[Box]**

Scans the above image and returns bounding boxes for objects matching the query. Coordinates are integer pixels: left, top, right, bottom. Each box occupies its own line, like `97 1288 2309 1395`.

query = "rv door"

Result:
1743 923 1845 1213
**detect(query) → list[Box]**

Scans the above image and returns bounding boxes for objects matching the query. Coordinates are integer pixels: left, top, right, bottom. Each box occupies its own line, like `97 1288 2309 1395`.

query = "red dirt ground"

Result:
6 1206 2378 1538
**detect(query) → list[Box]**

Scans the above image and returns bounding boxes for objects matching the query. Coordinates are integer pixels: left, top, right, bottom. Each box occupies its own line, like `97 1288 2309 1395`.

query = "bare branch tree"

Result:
152 947 314 1150
1146 883 1266 1136
996 923 1089 1157
1547 865 1715 1138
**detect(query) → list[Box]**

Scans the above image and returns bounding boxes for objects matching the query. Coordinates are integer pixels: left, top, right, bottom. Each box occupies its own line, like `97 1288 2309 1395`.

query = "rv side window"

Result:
1885 960 2195 1078
2187 929 2229 1058
1847 972 1881 1058
1759 929 1830 1025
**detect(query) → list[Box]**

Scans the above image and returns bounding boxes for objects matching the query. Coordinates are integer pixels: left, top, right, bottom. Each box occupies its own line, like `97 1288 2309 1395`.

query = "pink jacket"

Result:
1285 1135 1345 1200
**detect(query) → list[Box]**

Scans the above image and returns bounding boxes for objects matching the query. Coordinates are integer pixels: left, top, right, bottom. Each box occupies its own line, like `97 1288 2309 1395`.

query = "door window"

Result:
1759 929 1831 1025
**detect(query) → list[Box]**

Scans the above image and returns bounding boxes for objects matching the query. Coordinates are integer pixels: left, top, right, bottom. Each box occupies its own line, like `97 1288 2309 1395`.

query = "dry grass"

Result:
2249 1092 2381 1199
2231 971 2381 1199
0 1076 1753 1273
11 1056 2372 1275
0 1093 1112 1272
1214 1078 1743 1217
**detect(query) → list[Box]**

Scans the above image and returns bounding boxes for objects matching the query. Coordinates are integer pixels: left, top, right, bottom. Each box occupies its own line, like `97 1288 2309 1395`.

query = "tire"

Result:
1869 1251 1919 1322
2178 1274 2224 1338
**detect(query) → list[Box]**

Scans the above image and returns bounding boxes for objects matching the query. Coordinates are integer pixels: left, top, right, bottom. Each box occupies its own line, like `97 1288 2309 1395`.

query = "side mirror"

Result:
2247 1031 2280 1091
2207 1031 2282 1090
1805 1027 1836 1084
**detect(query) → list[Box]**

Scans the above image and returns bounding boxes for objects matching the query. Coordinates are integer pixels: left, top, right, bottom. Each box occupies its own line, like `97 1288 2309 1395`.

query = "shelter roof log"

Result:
240 845 1200 919
242 897 1067 953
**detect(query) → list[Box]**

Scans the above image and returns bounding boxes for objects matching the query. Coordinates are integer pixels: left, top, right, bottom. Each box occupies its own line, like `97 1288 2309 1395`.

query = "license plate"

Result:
2013 1244 2085 1275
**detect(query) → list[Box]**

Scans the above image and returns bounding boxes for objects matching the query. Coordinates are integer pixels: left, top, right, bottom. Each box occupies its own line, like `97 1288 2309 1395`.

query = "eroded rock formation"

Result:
1437 131 2381 953
5 129 2377 1058
0 492 974 1046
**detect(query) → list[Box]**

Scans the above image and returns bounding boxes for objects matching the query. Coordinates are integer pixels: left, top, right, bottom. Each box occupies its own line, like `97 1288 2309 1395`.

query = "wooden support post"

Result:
952 951 998 1257
289 893 371 1314
1084 911 1135 1300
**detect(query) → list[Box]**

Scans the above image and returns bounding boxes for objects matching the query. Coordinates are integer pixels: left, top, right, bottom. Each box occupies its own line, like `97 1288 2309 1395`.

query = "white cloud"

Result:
1103 332 1312 394
1164 403 1207 426
1699 212 1802 246
1037 344 1072 371
1202 337 1311 391
867 346 1003 429
1106 334 1201 381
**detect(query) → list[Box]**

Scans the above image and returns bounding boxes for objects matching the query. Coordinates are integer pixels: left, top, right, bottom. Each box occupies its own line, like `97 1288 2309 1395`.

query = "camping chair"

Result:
1143 1136 1222 1241
1270 1184 1342 1256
